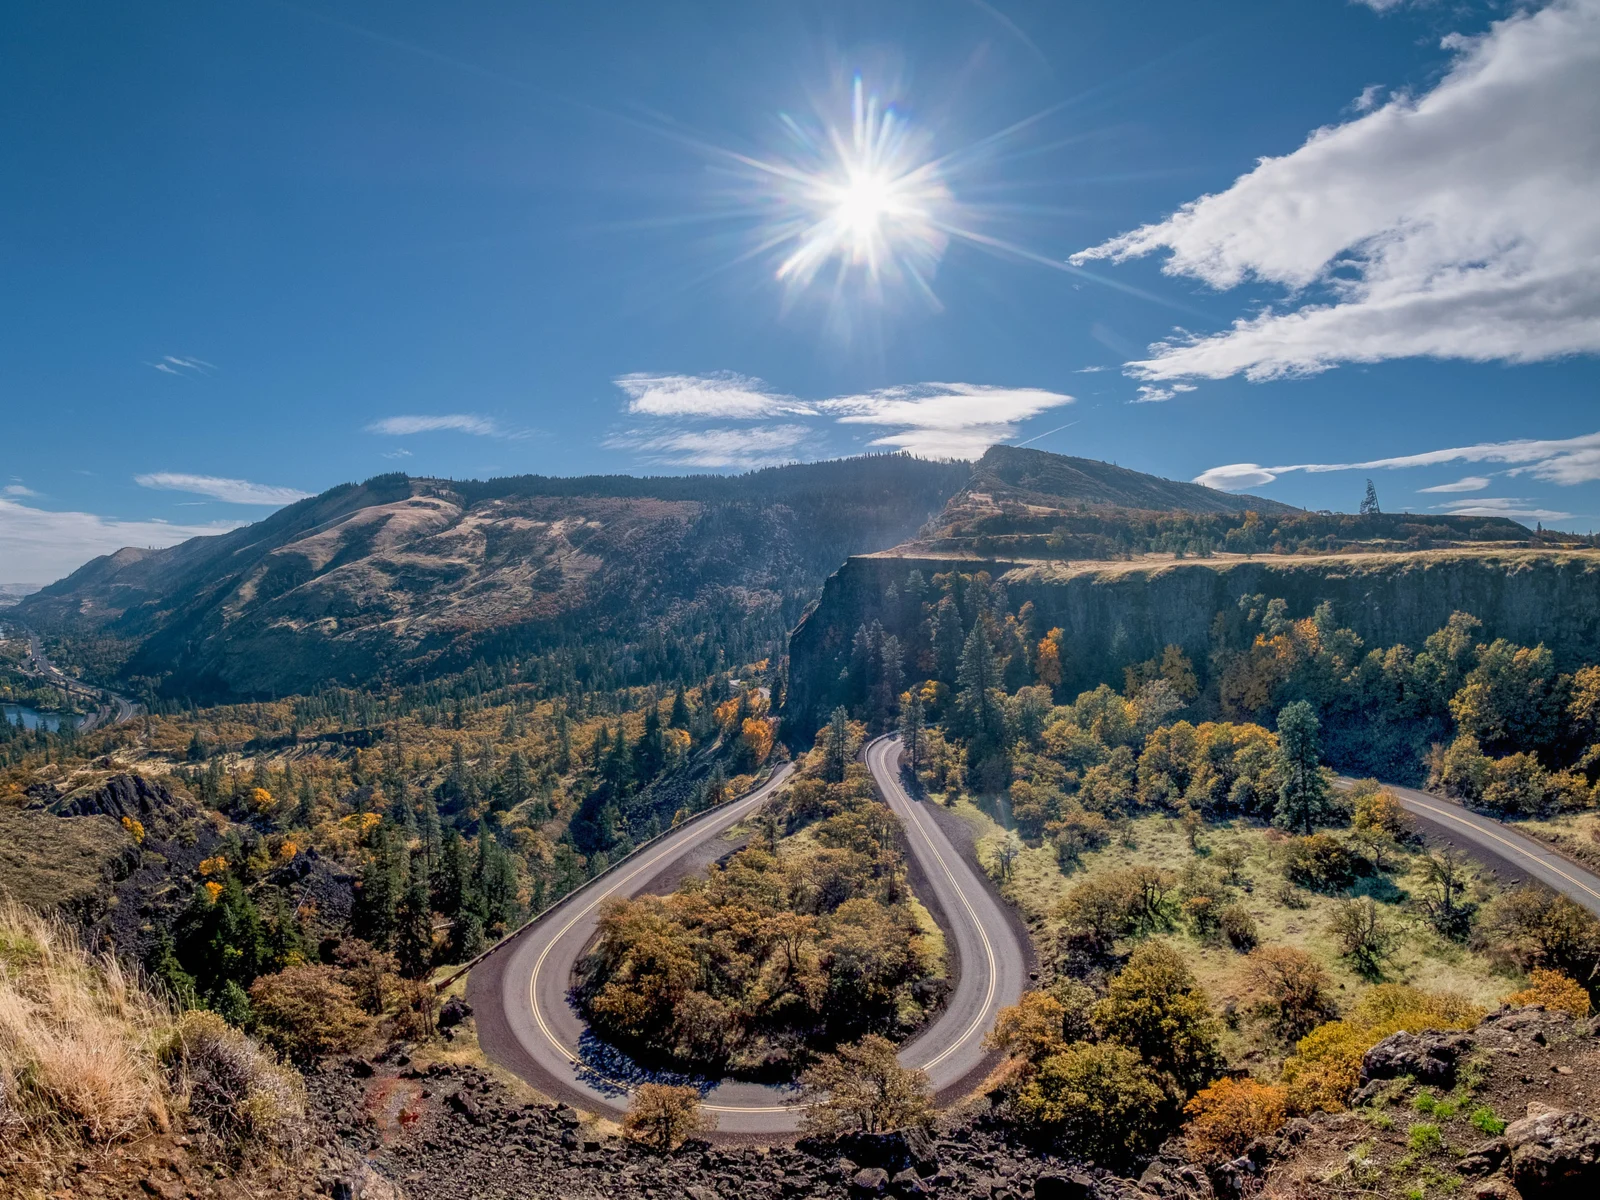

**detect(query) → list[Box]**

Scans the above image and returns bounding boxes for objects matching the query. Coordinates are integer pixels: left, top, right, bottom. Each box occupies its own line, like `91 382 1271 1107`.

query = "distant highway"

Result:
470 735 1028 1134
1338 777 1600 918
9 624 139 729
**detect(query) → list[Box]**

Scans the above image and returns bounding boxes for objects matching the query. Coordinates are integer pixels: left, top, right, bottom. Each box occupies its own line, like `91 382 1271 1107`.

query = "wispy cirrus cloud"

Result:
603 424 814 470
4 484 39 497
148 355 214 377
1417 476 1490 494
134 473 312 506
1431 497 1572 521
366 414 505 437
1074 0 1600 382
0 498 244 586
1194 429 1600 494
1133 383 1196 404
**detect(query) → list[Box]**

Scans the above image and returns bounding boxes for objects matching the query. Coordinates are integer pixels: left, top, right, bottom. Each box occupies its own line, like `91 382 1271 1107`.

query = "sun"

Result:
753 75 953 302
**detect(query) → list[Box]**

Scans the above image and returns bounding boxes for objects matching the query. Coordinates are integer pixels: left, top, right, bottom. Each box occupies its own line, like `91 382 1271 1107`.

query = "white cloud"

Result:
818 383 1074 459
603 424 815 470
1431 497 1572 520
1195 429 1600 492
1352 84 1385 113
1193 464 1282 492
148 355 214 377
1353 0 1413 12
366 414 503 437
3 484 38 497
1417 475 1491 493
134 473 313 506
614 372 813 419
609 374 1074 463
0 499 244 586
1133 383 1197 404
1074 0 1600 381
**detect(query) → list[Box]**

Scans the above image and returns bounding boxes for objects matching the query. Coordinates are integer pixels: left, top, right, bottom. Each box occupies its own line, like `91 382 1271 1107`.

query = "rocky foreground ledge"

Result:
295 1004 1600 1200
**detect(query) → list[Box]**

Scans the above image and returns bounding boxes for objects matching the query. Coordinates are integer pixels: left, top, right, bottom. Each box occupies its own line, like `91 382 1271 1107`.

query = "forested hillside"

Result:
18 455 970 702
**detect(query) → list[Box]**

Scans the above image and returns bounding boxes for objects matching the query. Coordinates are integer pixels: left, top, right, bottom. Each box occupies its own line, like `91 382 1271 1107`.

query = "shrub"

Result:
1483 887 1600 1001
1012 1042 1166 1166
1351 785 1413 840
1330 897 1400 977
622 1082 714 1152
1280 986 1483 1113
160 1010 306 1157
1183 1077 1289 1158
988 990 1070 1061
1219 904 1258 952
1480 753 1550 818
1094 940 1222 1095
1504 968 1592 1018
1283 833 1359 892
1247 946 1335 1040
798 1035 932 1136
247 966 371 1066
1058 866 1176 956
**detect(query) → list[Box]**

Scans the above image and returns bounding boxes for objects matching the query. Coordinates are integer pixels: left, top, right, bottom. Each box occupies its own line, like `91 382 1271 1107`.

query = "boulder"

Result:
818 1127 939 1176
1458 1139 1510 1178
1034 1172 1098 1200
852 1167 891 1196
1359 1030 1474 1087
1504 1102 1600 1194
891 1167 929 1195
439 995 474 1029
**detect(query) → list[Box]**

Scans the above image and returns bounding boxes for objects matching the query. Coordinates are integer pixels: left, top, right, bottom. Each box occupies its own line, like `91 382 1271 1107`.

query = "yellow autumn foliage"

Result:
1280 985 1483 1113
198 855 228 878
1505 968 1591 1018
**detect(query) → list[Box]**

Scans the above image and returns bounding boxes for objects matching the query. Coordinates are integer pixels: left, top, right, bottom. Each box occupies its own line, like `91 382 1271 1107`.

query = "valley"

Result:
4 447 1600 1200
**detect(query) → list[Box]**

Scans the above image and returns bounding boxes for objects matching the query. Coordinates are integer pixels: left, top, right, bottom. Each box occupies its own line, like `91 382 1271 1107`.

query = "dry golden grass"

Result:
0 901 168 1145
0 901 304 1162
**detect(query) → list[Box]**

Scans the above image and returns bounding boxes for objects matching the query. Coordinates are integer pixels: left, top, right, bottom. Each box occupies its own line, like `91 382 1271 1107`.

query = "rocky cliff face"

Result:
785 548 1600 737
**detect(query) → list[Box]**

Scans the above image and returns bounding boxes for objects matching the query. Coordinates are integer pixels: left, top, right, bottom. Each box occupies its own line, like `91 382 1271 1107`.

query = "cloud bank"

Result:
1073 0 1600 381
609 374 1074 466
135 473 313 506
0 499 244 586
1194 429 1600 493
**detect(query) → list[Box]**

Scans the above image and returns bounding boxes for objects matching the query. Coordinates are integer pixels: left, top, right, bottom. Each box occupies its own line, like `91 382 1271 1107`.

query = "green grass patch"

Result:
1469 1106 1506 1136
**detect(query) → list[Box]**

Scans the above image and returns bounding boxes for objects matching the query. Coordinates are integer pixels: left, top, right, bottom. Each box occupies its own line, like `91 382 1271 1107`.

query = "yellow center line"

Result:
875 739 999 1074
525 767 807 1113
1397 791 1600 906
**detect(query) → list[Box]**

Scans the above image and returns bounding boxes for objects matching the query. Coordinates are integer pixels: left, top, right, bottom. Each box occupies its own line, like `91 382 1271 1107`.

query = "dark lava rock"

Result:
1457 1139 1509 1177
812 1127 939 1176
852 1167 890 1196
438 995 473 1029
1360 1030 1474 1088
1034 1172 1098 1200
1505 1102 1600 1194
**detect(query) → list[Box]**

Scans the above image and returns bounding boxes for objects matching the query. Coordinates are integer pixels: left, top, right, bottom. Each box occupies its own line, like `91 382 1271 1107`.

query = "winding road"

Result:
468 736 1028 1134
1339 777 1600 919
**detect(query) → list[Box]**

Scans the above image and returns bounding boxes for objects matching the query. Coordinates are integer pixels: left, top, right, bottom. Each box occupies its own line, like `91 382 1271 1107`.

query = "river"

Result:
1 703 82 732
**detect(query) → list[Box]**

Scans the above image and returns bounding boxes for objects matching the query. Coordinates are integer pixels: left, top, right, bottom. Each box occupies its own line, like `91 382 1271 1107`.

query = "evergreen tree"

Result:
1360 478 1381 515
898 687 926 776
352 824 401 948
1273 700 1336 834
956 623 1007 755
670 685 691 730
932 598 965 685
434 827 468 920
502 749 530 808
294 776 315 827
824 706 851 783
394 855 435 979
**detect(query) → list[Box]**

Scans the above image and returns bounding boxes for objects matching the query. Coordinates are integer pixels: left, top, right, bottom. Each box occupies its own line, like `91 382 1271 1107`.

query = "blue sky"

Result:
3 0 1598 584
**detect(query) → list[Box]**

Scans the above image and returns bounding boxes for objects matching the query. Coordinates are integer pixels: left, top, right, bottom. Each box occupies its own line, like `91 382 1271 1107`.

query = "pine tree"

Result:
394 855 435 979
898 688 926 776
956 623 1007 754
670 685 691 730
825 706 851 783
1274 700 1337 834
1360 478 1381 516
353 824 401 949
434 827 468 920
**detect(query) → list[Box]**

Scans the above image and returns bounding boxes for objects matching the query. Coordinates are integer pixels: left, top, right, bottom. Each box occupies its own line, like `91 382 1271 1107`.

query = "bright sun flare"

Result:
751 75 953 302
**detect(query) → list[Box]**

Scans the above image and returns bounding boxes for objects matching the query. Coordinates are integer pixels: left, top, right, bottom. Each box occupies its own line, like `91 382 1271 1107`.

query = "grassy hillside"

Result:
18 456 970 702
